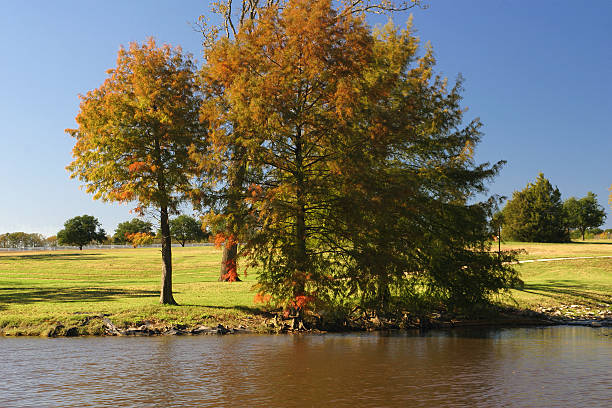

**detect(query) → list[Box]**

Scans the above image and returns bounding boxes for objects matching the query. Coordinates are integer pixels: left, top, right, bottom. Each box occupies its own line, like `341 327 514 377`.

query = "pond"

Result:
1 326 611 407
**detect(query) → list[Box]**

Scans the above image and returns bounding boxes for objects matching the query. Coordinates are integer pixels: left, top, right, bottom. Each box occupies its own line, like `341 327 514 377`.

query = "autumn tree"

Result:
564 192 607 240
169 215 208 246
195 0 426 283
502 173 568 242
201 0 520 316
57 215 106 250
66 39 207 304
113 218 153 244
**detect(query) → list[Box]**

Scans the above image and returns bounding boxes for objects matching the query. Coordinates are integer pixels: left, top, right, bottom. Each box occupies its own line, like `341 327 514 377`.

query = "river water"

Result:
1 326 611 407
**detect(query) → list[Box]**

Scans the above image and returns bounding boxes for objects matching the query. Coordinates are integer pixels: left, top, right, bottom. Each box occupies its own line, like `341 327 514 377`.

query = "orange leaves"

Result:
65 37 207 216
128 161 147 173
254 292 272 304
221 259 239 282
125 232 154 247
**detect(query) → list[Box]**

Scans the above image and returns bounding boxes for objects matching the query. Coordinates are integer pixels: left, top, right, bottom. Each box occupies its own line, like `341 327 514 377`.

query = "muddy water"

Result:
1 326 611 407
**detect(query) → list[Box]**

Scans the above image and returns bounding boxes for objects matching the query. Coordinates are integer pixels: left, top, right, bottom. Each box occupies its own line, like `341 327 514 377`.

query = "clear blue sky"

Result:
1 0 610 236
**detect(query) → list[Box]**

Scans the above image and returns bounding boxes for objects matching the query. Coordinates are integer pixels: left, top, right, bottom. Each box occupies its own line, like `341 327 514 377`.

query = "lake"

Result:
1 326 611 407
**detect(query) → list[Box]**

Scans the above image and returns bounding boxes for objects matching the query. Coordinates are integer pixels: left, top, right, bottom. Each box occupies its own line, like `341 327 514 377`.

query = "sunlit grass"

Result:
1 241 611 335
0 246 265 335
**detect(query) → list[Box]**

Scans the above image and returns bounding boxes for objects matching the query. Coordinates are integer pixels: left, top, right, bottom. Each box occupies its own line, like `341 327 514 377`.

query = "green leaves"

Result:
57 215 106 249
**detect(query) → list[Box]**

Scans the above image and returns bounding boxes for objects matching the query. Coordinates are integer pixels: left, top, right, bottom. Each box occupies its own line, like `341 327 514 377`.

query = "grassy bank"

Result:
1 241 611 335
0 246 269 336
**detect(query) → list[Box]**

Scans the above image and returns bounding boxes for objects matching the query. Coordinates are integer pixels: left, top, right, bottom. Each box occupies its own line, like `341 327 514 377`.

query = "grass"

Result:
497 240 612 317
0 246 268 336
0 240 610 335
500 240 612 260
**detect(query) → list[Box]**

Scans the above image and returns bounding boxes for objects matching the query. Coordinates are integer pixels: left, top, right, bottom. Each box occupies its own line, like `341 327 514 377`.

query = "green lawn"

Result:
1 241 611 335
0 246 266 335
499 240 612 317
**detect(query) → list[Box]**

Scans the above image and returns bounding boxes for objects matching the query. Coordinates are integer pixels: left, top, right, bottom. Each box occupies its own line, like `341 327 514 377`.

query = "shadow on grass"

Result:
0 286 158 309
519 280 612 305
0 253 105 262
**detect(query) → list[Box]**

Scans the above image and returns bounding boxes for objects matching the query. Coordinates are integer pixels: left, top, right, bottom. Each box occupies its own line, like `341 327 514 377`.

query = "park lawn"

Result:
0 242 611 335
0 246 264 336
505 258 612 310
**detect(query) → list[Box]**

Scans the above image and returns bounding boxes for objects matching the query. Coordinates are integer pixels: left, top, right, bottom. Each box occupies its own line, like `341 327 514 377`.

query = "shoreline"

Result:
2 309 610 338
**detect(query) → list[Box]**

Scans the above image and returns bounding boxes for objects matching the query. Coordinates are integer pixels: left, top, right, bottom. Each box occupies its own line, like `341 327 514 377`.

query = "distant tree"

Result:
502 173 568 242
66 39 207 305
0 232 45 248
113 219 153 244
57 215 106 250
564 192 606 240
45 236 58 247
169 215 207 247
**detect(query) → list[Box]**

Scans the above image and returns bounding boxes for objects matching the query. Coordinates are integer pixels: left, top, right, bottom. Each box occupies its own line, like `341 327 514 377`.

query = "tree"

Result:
502 173 568 242
195 0 426 283
66 39 207 305
168 215 207 247
57 215 106 250
564 192 606 240
0 232 45 248
201 0 520 315
113 219 153 244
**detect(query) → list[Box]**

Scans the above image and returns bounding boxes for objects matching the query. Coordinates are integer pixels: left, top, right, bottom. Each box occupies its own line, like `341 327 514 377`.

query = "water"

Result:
1 326 611 407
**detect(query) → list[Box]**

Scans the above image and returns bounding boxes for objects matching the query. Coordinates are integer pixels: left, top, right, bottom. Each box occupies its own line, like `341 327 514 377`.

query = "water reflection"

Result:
0 327 610 407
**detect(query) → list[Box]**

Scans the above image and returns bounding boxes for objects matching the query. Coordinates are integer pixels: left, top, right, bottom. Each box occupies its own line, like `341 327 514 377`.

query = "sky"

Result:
0 0 610 236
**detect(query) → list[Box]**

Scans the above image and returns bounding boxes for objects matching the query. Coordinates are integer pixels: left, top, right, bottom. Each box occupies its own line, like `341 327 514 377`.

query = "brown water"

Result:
1 326 611 407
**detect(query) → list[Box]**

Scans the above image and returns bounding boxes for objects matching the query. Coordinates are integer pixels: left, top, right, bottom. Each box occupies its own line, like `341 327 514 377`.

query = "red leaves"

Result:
221 259 239 282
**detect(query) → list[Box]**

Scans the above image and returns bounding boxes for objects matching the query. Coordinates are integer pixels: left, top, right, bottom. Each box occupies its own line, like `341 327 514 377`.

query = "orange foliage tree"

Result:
200 0 375 314
66 39 207 305
201 0 520 317
194 0 425 283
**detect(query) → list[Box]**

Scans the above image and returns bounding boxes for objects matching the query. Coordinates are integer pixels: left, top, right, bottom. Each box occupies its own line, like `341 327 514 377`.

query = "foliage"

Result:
0 232 46 248
66 38 207 304
201 0 520 315
168 215 208 246
563 192 606 240
195 0 427 284
502 173 569 243
57 215 106 250
113 219 153 244
125 232 154 247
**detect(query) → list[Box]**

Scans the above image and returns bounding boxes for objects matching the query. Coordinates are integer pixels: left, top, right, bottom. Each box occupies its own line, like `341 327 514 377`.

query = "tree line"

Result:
65 0 521 315
1 215 208 249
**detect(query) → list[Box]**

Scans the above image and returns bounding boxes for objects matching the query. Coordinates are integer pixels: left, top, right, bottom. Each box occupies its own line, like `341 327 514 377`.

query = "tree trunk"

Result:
218 146 246 282
293 125 307 299
219 243 241 281
160 206 177 305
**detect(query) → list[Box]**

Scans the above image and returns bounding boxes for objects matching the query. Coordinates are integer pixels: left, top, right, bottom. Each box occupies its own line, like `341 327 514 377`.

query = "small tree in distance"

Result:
169 215 207 247
502 173 568 243
57 215 106 250
564 192 606 240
